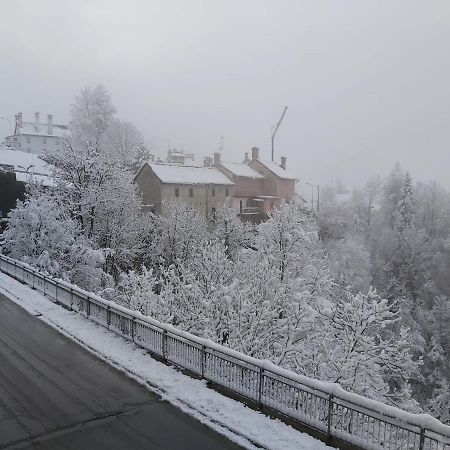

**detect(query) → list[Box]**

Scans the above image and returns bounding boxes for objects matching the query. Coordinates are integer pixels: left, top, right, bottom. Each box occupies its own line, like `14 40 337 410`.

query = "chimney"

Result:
251 147 259 160
47 114 53 135
280 156 286 170
243 152 249 163
213 152 221 166
34 112 40 132
17 112 23 129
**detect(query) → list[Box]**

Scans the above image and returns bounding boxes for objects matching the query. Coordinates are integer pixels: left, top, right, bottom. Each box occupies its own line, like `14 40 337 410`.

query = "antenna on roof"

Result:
271 106 288 162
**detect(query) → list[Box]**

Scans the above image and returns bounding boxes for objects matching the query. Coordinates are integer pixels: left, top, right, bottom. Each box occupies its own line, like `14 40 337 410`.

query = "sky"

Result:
1 0 450 191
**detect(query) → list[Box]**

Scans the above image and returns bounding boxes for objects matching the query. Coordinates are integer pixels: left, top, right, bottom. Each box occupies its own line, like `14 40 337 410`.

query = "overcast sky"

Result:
1 0 449 190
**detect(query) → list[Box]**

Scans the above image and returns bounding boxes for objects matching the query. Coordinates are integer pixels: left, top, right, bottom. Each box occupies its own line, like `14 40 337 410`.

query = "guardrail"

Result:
1 254 449 450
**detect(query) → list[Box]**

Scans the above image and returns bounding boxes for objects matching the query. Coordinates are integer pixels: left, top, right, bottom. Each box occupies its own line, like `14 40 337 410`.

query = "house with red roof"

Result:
214 147 298 222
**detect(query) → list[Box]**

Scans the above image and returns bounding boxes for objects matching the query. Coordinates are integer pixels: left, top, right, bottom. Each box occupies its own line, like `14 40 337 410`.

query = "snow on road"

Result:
0 272 333 450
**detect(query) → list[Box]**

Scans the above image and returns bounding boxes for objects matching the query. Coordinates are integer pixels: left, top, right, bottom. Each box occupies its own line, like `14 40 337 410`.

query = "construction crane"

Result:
271 106 288 161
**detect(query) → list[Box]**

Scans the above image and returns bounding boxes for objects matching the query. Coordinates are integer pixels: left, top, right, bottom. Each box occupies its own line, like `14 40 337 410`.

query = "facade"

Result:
4 112 69 155
134 162 234 217
215 147 298 221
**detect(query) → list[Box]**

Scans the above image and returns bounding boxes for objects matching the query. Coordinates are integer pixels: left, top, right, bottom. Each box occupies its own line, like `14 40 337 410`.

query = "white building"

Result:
4 112 69 155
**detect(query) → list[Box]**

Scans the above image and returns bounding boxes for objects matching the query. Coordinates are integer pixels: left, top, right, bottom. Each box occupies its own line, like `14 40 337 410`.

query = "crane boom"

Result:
271 106 288 161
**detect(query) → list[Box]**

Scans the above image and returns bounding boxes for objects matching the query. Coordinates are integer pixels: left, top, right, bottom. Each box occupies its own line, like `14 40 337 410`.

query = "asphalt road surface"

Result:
0 293 243 450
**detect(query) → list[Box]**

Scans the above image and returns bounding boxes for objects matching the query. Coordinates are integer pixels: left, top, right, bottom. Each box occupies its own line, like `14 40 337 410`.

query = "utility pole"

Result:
306 182 314 212
317 185 320 213
271 106 288 161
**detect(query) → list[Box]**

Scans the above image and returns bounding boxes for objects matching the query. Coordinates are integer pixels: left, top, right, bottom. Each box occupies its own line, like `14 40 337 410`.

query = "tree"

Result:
212 203 253 260
3 185 104 291
295 288 421 409
327 236 372 293
396 172 416 234
153 200 209 270
380 162 404 230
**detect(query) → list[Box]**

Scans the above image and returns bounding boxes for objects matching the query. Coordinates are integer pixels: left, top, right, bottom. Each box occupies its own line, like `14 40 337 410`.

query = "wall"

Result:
134 164 234 217
134 164 162 214
6 134 62 154
160 184 233 218
248 159 295 208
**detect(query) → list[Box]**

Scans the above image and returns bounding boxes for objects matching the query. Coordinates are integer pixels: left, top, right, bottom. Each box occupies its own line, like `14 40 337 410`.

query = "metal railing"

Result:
1 254 449 450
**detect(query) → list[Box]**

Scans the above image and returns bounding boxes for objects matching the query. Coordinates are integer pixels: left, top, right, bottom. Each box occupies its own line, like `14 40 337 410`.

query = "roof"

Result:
220 162 264 179
14 121 69 138
256 159 298 181
148 163 234 185
15 172 56 187
0 149 52 176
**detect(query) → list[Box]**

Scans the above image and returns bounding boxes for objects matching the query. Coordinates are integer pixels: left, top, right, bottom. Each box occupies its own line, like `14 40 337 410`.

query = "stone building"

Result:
134 162 234 217
4 112 69 155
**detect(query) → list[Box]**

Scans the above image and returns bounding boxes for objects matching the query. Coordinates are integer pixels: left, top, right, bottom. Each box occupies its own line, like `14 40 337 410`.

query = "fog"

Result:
1 0 449 189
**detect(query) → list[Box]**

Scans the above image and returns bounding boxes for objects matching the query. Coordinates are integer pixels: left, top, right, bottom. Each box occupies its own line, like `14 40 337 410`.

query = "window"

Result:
212 207 216 217
239 200 243 213
189 188 193 198
211 188 215 197
43 137 47 144
175 187 179 197
225 188 229 197
26 136 31 143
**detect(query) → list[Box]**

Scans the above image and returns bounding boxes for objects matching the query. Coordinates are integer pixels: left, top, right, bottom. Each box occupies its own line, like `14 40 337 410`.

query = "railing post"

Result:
419 428 426 450
258 367 264 407
55 282 58 303
327 393 334 439
131 317 135 342
70 287 73 310
201 345 206 378
107 306 111 329
162 329 168 361
86 296 90 318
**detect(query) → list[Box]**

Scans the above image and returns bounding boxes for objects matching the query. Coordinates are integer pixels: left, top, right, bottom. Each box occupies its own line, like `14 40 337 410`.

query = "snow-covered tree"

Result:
153 200 209 269
327 236 372 292
396 172 416 234
295 288 421 409
212 203 253 259
3 185 104 290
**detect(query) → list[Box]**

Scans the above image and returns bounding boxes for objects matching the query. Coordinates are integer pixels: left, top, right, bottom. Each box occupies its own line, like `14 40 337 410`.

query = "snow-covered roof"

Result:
220 162 264 179
149 163 234 185
15 172 56 187
257 159 298 181
14 121 69 138
0 149 52 175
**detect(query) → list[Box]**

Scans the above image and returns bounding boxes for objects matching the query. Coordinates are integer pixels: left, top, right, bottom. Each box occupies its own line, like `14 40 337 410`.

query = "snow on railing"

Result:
1 254 449 450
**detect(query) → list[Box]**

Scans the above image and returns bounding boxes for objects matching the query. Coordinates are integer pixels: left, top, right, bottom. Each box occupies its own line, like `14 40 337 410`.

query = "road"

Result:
0 294 243 450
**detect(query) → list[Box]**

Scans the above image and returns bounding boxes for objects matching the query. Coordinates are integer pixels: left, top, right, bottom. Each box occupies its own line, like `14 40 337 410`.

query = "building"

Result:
0 147 54 220
134 162 234 217
4 112 69 154
215 147 298 221
213 152 266 219
166 148 195 165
